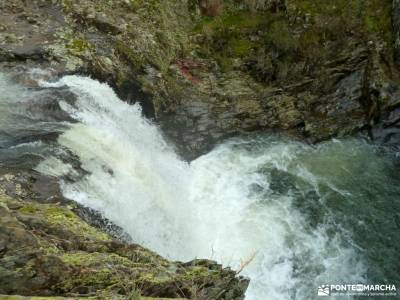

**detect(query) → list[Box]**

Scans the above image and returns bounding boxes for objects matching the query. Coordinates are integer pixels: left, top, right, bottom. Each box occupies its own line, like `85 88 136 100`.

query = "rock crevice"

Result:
1 0 400 158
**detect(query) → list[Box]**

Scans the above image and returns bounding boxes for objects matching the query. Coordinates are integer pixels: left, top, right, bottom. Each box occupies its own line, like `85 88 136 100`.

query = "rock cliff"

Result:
1 1 400 298
0 171 248 299
1 0 399 159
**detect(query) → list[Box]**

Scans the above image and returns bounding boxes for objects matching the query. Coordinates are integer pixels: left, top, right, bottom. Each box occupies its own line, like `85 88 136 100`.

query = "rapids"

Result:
1 72 399 299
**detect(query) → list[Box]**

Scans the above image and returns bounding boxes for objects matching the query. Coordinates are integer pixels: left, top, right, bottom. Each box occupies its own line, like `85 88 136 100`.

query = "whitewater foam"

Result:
36 76 368 299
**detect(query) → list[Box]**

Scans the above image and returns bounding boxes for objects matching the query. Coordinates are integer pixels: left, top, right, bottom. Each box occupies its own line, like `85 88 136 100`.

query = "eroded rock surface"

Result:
0 173 248 299
1 0 400 159
1 1 400 298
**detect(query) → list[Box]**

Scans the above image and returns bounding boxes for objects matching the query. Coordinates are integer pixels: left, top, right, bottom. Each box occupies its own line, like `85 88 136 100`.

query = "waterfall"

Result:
2 73 398 299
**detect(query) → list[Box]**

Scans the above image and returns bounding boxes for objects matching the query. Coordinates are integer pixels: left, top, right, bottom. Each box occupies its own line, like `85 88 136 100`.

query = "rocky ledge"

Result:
2 0 400 159
0 172 248 299
2 1 400 298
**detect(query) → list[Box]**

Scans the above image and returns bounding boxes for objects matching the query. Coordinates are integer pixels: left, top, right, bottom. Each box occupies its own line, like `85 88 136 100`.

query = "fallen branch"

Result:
236 251 257 275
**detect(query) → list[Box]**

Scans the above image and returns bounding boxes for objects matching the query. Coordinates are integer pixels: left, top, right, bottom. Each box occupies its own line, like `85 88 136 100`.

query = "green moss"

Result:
58 250 176 296
298 30 323 57
61 0 74 11
229 39 253 56
182 266 211 278
191 0 391 84
58 253 127 291
115 41 144 71
196 12 251 35
195 11 269 33
59 252 135 268
214 55 234 72
19 205 39 214
263 18 296 53
44 206 111 242
66 38 92 53
194 9 298 74
129 0 141 11
363 0 392 43
0 184 235 299
58 268 120 292
293 0 392 42
45 207 74 218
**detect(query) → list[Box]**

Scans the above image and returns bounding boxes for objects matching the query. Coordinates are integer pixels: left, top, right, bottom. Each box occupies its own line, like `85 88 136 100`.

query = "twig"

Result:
236 251 257 275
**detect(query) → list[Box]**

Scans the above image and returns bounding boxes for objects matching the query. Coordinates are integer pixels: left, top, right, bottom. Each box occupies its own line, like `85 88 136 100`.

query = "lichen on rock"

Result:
0 173 248 299
1 1 400 298
2 0 400 158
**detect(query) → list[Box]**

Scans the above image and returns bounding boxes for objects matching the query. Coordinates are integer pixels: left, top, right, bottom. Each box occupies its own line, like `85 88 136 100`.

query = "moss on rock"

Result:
1 0 399 156
0 174 248 299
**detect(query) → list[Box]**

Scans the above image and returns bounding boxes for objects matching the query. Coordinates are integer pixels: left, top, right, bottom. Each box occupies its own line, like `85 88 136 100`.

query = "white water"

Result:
37 76 367 299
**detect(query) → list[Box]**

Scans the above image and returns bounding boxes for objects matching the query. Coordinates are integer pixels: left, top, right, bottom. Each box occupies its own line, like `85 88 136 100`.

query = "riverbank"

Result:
1 1 400 299
0 170 248 299
0 69 399 300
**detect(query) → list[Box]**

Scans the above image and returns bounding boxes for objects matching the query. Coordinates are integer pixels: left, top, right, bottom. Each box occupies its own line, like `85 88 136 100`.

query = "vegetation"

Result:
0 178 247 299
193 0 393 81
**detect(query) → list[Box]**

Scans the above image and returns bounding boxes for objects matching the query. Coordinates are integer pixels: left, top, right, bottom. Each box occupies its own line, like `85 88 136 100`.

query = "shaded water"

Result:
1 72 399 299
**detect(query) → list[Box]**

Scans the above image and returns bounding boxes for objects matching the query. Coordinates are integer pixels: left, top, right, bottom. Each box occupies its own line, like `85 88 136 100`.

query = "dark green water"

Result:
1 71 399 299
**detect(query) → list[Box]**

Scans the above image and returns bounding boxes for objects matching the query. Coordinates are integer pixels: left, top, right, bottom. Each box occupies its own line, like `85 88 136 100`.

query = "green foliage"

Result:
263 18 296 53
293 0 392 42
129 0 141 11
362 0 392 43
192 0 389 85
194 9 299 78
195 11 275 66
194 11 269 34
128 289 141 300
229 38 253 56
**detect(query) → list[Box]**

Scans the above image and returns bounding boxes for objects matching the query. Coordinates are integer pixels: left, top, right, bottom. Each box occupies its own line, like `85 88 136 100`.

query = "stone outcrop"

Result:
1 0 400 159
1 1 400 298
393 0 400 64
0 172 248 299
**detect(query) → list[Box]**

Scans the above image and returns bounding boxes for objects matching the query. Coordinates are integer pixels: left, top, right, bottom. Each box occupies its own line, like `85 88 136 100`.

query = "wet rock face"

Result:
393 0 400 64
0 1 66 63
1 0 400 159
0 1 399 298
370 106 400 149
0 173 249 299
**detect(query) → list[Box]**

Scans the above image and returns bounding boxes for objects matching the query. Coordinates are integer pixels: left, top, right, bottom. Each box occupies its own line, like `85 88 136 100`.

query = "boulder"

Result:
0 173 248 299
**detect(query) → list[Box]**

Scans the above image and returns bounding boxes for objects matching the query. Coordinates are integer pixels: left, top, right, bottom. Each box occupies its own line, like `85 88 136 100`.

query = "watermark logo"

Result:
317 284 397 297
317 285 330 296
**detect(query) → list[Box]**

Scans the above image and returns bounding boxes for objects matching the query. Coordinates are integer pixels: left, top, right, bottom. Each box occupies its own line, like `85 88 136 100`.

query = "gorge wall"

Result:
1 0 400 159
1 1 400 299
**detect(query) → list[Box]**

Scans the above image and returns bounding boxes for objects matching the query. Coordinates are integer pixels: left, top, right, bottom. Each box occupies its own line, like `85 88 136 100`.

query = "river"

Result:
1 71 399 299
